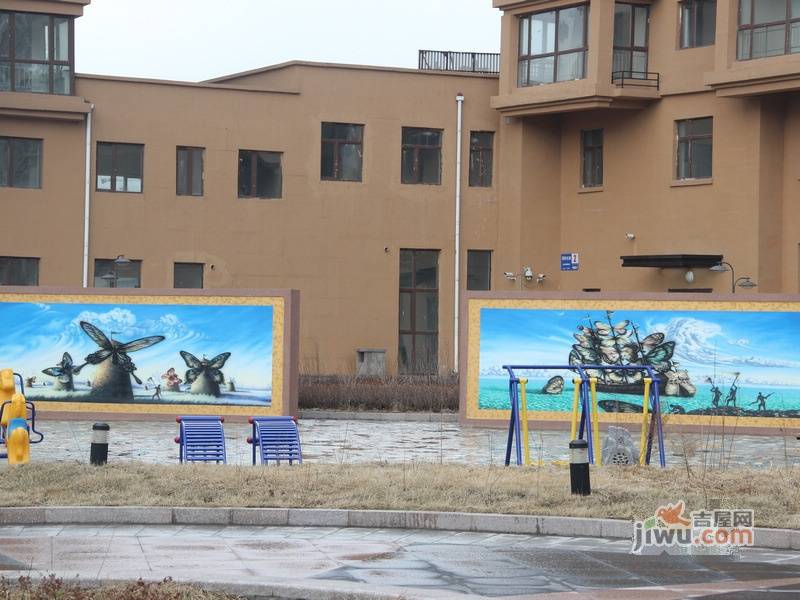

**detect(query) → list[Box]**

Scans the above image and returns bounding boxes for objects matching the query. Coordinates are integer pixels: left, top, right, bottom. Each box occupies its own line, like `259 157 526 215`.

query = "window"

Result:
399 249 439 374
96 142 143 193
176 147 203 196
680 0 717 48
469 132 494 187
518 5 588 86
0 11 73 94
0 137 41 188
0 257 38 285
174 262 203 289
321 123 363 181
93 258 142 288
676 117 712 180
613 3 650 77
467 250 492 291
581 129 603 188
401 128 442 185
737 0 800 59
238 150 282 198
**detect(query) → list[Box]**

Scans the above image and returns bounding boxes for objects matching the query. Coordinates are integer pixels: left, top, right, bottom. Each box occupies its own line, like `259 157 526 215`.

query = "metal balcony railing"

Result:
418 50 500 74
611 71 660 90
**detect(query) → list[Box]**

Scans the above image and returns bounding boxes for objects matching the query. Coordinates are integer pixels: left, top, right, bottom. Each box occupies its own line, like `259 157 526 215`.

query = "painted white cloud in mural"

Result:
656 317 800 369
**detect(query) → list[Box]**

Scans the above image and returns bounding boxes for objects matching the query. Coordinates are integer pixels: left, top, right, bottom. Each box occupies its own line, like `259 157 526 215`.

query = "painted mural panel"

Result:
466 299 800 427
0 294 286 416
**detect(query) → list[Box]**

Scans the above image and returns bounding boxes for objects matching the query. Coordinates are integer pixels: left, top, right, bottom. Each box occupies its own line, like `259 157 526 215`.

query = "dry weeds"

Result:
1 462 797 529
0 575 237 599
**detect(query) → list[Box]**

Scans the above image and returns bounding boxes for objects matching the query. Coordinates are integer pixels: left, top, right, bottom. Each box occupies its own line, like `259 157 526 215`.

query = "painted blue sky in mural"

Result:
480 308 800 387
0 302 273 390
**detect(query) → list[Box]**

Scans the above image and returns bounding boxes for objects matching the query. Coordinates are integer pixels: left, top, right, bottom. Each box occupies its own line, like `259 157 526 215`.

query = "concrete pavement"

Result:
2 524 800 598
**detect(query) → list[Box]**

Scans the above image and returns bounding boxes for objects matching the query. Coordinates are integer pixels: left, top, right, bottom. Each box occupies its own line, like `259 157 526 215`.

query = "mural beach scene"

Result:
0 301 274 408
478 306 800 421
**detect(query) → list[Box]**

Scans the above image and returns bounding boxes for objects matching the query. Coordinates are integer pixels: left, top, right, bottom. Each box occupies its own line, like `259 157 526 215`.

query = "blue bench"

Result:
175 416 227 464
247 416 302 465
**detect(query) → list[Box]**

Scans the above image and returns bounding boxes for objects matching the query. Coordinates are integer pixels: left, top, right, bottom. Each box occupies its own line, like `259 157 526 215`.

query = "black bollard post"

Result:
90 422 110 465
569 439 591 496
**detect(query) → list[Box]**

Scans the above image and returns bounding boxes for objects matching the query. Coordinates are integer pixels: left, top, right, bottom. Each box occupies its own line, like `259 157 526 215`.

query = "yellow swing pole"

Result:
640 377 652 465
519 378 530 466
570 378 582 440
590 377 600 466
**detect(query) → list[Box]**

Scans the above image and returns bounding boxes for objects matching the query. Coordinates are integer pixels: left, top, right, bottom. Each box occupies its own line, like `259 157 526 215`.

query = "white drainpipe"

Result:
82 104 94 288
453 93 464 373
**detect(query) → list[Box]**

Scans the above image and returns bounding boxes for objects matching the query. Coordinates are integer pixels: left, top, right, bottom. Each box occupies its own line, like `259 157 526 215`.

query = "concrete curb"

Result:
299 410 458 422
1 506 797 551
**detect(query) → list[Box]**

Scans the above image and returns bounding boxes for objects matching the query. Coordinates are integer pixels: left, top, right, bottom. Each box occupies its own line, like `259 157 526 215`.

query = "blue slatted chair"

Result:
247 416 302 465
175 416 227 464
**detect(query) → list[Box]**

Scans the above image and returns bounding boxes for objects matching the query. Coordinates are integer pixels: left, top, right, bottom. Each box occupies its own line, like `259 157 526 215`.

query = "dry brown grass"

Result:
1 462 798 529
0 575 237 599
299 374 458 412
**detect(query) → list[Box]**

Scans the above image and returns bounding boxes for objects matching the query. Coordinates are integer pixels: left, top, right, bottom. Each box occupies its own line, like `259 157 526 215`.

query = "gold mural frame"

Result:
463 296 800 429
0 291 292 417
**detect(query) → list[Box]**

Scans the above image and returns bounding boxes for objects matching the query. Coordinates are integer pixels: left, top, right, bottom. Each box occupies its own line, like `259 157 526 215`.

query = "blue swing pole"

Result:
504 375 518 466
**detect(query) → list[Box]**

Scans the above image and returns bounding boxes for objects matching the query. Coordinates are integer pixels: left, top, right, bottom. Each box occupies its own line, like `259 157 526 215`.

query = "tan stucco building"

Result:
1 0 799 376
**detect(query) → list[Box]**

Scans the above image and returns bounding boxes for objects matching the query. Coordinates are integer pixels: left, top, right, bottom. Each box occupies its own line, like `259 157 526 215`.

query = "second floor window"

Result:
469 132 494 187
680 0 717 48
613 3 649 77
581 129 603 188
0 256 39 285
518 5 588 86
321 123 363 181
0 137 41 188
96 142 144 193
238 150 282 198
94 258 142 288
467 250 492 291
0 11 73 95
401 127 442 185
176 147 203 196
174 262 204 289
737 0 800 59
676 117 712 180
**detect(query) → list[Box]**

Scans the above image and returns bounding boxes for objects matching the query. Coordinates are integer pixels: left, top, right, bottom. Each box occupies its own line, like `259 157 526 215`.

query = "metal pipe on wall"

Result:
453 93 464 373
82 104 95 288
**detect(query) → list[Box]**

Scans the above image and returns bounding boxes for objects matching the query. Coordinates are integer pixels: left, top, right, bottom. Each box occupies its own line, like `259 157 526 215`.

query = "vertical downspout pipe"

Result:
454 93 464 373
82 104 94 288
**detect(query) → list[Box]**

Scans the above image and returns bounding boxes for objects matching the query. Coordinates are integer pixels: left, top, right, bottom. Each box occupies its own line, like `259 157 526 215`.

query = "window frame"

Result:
581 128 604 188
320 122 364 182
93 258 142 289
173 262 204 289
0 136 42 189
95 142 144 194
517 3 589 87
0 256 39 286
679 0 717 48
613 2 650 76
399 249 439 375
176 146 204 197
737 0 800 59
401 127 443 185
0 11 75 94
466 249 492 291
675 117 713 180
468 131 494 188
238 149 283 199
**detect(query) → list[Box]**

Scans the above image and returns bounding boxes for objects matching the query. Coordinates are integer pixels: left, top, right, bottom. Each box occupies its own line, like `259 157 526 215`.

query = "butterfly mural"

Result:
180 351 232 398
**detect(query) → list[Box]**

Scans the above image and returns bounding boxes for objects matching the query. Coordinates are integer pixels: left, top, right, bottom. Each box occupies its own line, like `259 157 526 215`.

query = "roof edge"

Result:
204 59 500 83
75 73 300 95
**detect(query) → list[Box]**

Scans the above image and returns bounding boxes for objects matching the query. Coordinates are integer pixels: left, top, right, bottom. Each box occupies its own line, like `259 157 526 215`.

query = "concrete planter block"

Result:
754 527 792 550
348 510 407 529
0 507 46 524
539 516 603 537
599 518 633 539
231 508 289 526
287 509 348 527
404 511 442 530
44 506 172 524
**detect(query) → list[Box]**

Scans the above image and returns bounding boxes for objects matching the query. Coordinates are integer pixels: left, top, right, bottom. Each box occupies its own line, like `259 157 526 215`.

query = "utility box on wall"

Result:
356 348 386 378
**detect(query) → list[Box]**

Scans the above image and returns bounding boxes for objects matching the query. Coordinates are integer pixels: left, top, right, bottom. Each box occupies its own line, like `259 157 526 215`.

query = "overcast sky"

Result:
75 1 501 82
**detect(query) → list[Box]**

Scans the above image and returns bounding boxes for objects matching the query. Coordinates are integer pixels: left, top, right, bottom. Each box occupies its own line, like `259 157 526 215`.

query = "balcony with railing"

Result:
418 50 500 74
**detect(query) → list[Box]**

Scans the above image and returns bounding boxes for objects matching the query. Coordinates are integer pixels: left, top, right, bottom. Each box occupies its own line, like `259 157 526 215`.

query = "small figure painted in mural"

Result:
751 392 773 411
151 383 162 401
710 384 723 408
79 321 165 402
725 384 739 407
226 377 236 392
24 376 36 388
41 352 84 392
180 351 231 398
161 368 183 393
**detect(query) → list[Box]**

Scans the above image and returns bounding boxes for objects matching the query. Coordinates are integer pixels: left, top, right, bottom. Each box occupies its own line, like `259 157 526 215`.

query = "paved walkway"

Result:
2 525 800 598
29 418 800 468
